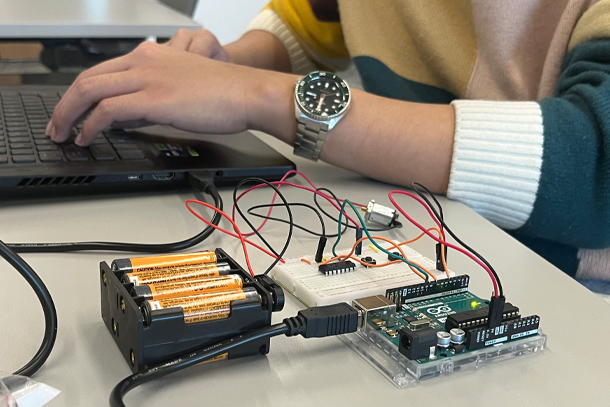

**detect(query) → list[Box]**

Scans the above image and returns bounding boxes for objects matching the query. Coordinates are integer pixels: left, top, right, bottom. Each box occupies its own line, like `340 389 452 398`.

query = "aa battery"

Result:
121 262 231 285
112 251 218 273
132 274 244 300
141 287 260 325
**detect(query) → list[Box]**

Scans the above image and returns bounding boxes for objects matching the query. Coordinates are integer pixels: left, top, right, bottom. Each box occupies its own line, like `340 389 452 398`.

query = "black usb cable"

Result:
1 240 57 377
110 302 359 407
3 171 222 379
7 172 222 253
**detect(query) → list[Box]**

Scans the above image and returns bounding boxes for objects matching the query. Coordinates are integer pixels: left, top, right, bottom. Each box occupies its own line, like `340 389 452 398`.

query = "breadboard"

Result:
270 243 453 307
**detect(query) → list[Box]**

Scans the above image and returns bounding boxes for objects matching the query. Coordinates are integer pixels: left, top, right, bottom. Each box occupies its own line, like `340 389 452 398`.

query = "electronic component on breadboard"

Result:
387 251 400 261
270 243 450 307
360 256 376 267
318 260 356 276
365 200 398 226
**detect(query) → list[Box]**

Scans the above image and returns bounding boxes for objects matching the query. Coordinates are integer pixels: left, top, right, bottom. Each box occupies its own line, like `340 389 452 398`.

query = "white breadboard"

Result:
270 243 454 307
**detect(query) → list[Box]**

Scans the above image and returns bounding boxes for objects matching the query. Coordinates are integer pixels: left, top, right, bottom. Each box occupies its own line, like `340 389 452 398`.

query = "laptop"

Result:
0 86 296 197
159 0 199 17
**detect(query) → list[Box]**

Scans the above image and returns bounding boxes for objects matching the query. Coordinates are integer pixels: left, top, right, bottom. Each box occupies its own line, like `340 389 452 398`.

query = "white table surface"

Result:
0 0 199 39
1 133 609 406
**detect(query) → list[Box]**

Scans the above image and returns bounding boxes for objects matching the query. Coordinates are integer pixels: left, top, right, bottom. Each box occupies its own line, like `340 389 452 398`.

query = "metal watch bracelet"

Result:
294 117 328 161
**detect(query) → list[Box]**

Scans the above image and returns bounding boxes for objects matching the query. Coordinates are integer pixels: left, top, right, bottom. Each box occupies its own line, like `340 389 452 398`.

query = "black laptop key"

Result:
35 138 55 146
29 123 48 130
0 147 5 154
105 129 128 136
6 121 26 127
90 145 116 161
10 143 33 149
12 148 34 155
39 91 59 97
36 145 59 151
28 117 49 124
12 155 36 163
109 137 133 145
117 149 145 160
8 131 30 137
7 127 28 133
32 132 49 139
28 119 49 124
90 139 110 145
113 143 139 151
90 134 109 144
0 155 7 164
8 136 30 142
39 151 64 162
63 145 90 161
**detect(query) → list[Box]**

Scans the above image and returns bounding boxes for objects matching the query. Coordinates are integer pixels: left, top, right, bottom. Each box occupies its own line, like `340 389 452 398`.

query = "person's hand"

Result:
165 28 230 62
46 42 269 146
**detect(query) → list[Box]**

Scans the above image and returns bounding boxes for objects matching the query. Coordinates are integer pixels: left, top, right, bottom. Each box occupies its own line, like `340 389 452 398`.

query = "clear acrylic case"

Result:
0 373 60 407
341 325 547 388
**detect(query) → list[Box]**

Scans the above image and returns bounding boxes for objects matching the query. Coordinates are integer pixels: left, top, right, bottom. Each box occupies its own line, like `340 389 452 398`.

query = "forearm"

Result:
323 94 454 193
225 31 291 72
248 71 455 193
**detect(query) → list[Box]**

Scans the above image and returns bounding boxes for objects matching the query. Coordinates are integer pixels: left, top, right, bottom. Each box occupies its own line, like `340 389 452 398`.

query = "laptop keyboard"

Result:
0 90 146 165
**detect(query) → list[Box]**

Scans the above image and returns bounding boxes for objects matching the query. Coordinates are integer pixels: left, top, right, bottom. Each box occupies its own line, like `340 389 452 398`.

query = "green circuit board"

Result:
370 292 490 364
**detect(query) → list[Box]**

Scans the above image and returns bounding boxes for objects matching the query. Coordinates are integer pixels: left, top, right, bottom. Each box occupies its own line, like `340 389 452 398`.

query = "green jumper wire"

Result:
333 199 431 282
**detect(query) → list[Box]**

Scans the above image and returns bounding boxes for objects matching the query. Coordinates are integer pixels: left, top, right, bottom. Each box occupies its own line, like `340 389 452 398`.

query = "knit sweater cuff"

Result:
447 100 544 230
245 9 317 74
576 248 610 280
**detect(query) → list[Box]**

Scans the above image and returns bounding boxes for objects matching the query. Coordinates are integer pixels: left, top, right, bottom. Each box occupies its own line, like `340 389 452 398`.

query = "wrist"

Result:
247 70 298 145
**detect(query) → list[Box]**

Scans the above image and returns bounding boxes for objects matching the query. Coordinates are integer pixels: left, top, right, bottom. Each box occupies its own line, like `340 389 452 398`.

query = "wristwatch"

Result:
293 71 351 161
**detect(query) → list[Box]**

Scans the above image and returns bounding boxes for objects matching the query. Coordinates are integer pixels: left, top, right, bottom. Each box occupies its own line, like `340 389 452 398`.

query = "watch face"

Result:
295 71 350 121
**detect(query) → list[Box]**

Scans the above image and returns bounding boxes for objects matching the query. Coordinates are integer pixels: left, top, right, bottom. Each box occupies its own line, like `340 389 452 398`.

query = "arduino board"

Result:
272 244 546 387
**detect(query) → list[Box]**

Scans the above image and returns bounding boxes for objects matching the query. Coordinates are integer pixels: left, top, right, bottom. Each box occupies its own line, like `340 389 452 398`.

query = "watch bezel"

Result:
295 71 351 122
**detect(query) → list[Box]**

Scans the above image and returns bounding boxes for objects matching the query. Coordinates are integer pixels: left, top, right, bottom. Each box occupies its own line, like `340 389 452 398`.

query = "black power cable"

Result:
6 172 222 254
232 178 293 275
314 187 402 233
410 182 504 297
110 302 358 407
247 202 326 237
246 187 402 239
1 240 57 377
3 173 222 380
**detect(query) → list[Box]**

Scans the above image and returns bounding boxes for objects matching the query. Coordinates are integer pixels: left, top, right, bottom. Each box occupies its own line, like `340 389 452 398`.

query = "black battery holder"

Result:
100 248 285 373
